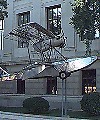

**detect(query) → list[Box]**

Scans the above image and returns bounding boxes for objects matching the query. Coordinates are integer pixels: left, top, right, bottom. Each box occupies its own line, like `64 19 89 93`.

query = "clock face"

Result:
59 71 71 79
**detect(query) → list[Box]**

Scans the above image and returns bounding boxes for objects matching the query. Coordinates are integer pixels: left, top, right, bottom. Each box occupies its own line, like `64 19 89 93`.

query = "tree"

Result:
0 0 7 20
70 0 99 56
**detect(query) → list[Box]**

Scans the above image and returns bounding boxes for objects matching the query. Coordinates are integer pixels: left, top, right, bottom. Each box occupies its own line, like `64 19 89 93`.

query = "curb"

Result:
0 111 89 120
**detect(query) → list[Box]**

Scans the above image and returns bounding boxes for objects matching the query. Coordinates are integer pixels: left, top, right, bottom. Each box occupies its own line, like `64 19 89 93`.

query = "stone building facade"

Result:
0 0 99 96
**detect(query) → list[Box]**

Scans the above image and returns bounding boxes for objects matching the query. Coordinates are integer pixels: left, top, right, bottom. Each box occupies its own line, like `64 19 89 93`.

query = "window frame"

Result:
46 5 61 35
0 20 4 50
0 20 4 30
17 11 30 48
17 11 30 26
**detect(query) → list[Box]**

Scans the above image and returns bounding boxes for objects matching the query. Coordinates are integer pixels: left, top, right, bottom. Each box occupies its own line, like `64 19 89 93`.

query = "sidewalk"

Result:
0 111 89 120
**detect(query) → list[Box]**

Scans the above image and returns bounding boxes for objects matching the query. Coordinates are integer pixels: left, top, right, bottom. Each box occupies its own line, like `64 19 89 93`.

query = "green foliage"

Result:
0 0 8 19
70 0 99 41
80 92 100 115
23 97 50 114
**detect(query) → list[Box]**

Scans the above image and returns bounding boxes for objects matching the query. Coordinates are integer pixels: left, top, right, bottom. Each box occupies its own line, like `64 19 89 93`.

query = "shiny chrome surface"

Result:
53 56 97 72
23 56 97 79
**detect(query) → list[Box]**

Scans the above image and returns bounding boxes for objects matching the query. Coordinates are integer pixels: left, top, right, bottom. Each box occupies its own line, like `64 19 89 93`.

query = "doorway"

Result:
82 69 96 94
47 77 57 94
17 79 25 94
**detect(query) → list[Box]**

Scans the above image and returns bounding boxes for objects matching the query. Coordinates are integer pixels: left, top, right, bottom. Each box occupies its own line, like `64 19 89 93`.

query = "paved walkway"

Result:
0 111 89 120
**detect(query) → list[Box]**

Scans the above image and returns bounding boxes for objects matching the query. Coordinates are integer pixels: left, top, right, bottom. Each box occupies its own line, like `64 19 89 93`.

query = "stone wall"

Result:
0 80 17 94
25 78 47 95
57 71 82 96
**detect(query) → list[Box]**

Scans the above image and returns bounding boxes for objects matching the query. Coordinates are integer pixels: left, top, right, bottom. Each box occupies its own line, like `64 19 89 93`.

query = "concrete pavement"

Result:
0 111 89 120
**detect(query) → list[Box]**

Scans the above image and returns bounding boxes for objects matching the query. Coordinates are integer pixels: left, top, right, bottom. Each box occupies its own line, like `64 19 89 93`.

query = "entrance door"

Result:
47 77 57 94
82 69 96 94
17 79 25 94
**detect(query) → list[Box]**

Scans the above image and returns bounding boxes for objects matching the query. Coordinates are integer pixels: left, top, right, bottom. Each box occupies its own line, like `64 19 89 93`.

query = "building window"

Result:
17 11 30 26
17 11 30 48
0 20 4 30
46 5 61 35
0 20 4 50
82 69 96 94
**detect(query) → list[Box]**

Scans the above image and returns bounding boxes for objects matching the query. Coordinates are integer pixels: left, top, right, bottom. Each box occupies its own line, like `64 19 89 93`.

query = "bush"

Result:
23 97 50 114
80 92 100 115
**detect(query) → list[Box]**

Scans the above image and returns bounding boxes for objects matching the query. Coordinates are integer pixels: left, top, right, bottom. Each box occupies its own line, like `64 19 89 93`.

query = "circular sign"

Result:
59 71 71 79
